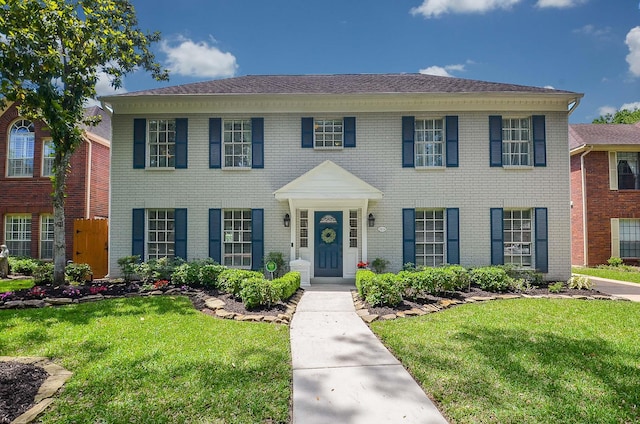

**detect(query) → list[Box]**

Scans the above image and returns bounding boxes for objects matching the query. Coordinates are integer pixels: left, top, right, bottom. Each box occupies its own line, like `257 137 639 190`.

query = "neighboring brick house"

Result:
102 74 581 283
0 103 110 260
570 122 640 266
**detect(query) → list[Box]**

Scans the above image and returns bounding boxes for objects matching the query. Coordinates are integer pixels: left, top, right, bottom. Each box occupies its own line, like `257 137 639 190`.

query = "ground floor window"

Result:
415 209 445 267
223 209 252 268
5 214 31 257
620 219 640 258
147 209 175 260
40 215 54 260
503 209 532 267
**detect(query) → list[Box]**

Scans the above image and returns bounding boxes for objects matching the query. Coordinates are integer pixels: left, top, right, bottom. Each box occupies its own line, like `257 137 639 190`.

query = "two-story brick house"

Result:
102 74 581 283
570 122 640 266
0 103 110 261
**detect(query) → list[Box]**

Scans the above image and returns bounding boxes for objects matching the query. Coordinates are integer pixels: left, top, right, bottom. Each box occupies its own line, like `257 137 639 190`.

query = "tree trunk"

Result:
52 154 71 284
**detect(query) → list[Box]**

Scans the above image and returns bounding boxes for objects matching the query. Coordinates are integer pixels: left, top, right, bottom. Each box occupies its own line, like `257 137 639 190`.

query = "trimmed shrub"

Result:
356 269 376 298
501 265 543 287
363 273 403 307
240 277 280 309
409 267 440 296
7 257 41 276
218 269 263 297
199 264 226 287
272 271 300 301
442 265 470 291
135 257 184 283
33 262 54 285
66 263 92 283
469 266 511 292
607 256 624 267
171 259 221 287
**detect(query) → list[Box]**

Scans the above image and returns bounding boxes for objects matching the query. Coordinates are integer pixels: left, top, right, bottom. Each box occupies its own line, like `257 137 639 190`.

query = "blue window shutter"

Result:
532 115 546 167
209 118 222 168
251 117 264 168
402 208 416 265
402 116 415 168
446 208 460 264
490 208 504 265
175 118 188 169
174 208 187 260
489 116 503 167
132 209 145 258
344 117 356 148
251 209 264 271
446 116 459 167
301 117 314 148
133 119 146 169
209 209 221 263
535 208 548 273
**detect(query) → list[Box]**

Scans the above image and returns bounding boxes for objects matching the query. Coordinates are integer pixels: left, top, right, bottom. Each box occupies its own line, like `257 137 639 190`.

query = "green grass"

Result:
0 278 34 292
371 299 640 424
573 266 640 284
0 296 291 424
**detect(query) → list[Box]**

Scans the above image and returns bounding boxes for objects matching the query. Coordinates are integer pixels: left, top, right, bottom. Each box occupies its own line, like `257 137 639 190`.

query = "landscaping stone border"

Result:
352 291 628 323
0 356 72 424
199 291 303 325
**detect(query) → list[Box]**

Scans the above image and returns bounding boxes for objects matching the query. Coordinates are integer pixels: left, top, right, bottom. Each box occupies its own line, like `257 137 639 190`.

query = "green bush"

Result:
66 263 92 283
356 269 376 298
607 257 624 267
271 271 300 301
363 273 403 307
442 265 470 291
264 252 287 278
7 257 41 276
240 277 280 309
171 259 220 287
33 262 54 285
199 263 226 287
501 265 543 287
408 267 440 296
218 269 263 297
469 266 512 292
117 255 140 282
548 281 564 293
371 257 389 274
135 257 184 283
568 275 593 290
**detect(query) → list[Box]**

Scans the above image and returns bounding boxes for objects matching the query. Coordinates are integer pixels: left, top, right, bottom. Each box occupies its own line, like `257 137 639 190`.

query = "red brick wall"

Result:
570 155 585 265
89 140 110 218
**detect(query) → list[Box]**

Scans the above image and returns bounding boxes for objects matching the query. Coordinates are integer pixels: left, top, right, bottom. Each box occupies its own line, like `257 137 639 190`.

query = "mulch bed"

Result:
0 362 48 424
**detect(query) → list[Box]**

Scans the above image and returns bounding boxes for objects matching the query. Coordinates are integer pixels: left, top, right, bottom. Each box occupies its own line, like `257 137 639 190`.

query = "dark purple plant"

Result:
0 291 13 301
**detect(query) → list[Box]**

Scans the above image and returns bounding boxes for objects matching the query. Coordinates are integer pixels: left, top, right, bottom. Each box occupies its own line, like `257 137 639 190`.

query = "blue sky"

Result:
101 0 640 123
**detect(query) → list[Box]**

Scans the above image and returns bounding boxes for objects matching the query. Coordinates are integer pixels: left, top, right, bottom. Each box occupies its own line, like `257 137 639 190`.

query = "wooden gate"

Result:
73 219 108 278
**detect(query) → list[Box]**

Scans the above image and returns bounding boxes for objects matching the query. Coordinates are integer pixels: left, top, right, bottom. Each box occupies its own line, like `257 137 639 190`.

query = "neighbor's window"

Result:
502 118 531 166
223 119 252 168
8 119 35 177
415 118 444 167
620 219 640 258
503 209 532 267
415 209 445 267
314 119 343 148
617 152 640 190
223 209 252 268
148 119 175 168
5 214 31 257
42 140 55 177
147 209 175 259
40 215 54 260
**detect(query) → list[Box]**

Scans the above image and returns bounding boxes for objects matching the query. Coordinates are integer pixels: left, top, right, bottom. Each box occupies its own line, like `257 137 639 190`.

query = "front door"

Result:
315 211 343 277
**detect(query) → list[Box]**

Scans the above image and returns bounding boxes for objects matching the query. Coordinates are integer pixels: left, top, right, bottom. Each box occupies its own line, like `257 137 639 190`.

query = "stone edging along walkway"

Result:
0 356 72 424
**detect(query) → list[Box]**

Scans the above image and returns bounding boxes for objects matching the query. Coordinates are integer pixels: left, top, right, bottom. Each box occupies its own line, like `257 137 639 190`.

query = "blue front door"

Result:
315 211 343 277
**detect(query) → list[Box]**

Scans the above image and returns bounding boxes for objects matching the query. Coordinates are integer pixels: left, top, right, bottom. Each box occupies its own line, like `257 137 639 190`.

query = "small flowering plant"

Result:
62 287 82 298
153 279 169 290
27 286 47 298
357 261 369 269
0 291 14 301
89 285 107 295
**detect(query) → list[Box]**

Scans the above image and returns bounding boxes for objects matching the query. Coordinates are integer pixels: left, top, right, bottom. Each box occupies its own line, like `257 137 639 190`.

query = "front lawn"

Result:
371 299 640 424
573 266 640 284
0 296 291 424
0 278 34 292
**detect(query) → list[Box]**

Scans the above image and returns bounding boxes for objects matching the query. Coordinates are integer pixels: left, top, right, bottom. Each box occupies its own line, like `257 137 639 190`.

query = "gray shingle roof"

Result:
569 123 640 150
114 74 578 97
82 105 111 141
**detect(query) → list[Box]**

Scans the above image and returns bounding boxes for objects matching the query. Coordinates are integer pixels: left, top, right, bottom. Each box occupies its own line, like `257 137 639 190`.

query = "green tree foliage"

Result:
0 0 168 283
592 108 640 124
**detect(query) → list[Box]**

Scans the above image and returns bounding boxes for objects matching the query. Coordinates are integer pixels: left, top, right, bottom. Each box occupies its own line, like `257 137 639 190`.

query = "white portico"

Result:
274 161 383 280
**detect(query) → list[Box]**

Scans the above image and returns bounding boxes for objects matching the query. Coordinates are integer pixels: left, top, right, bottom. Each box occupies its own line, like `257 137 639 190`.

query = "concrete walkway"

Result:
576 274 640 302
290 287 448 424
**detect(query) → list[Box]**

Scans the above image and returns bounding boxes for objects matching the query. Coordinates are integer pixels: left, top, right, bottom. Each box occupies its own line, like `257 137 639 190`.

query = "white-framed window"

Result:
620 219 640 258
415 209 445 267
40 215 54 260
147 209 175 259
299 210 308 248
223 119 252 168
503 209 532 267
349 210 358 248
42 140 55 177
617 152 640 190
415 118 444 167
7 119 35 177
314 118 343 149
223 209 252 268
5 214 31 257
148 119 175 168
502 118 531 166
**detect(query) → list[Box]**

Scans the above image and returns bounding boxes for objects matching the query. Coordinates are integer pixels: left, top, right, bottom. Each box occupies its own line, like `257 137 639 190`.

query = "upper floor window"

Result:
148 119 175 168
42 140 55 177
8 119 35 177
617 152 640 190
315 119 343 149
223 119 252 168
415 118 444 167
502 118 531 166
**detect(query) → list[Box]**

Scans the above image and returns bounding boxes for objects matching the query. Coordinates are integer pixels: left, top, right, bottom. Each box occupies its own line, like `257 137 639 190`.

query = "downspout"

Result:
85 137 92 219
580 146 593 266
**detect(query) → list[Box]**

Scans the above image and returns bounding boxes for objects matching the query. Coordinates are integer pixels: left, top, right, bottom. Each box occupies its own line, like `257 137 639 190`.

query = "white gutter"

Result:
580 146 593 265
84 137 92 219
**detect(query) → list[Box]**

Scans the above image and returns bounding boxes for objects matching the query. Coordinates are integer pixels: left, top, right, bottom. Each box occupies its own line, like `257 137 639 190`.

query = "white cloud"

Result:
419 64 466 77
572 24 611 39
598 105 617 117
535 0 586 8
543 85 555 89
625 26 640 77
161 36 237 78
597 103 640 118
620 101 640 111
95 71 127 97
411 0 520 18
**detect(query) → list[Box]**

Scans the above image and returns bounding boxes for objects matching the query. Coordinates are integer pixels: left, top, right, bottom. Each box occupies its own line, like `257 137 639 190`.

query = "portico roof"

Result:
274 160 383 201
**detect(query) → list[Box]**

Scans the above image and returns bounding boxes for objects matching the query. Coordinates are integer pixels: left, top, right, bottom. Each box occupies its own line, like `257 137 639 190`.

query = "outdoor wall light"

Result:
368 213 375 228
284 213 291 227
